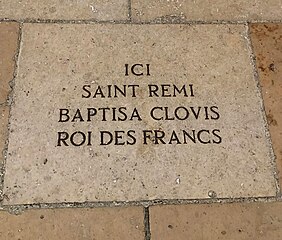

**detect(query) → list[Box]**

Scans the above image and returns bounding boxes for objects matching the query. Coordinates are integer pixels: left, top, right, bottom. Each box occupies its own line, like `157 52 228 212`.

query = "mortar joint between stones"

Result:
1 195 282 214
128 0 132 22
144 207 151 240
0 18 282 25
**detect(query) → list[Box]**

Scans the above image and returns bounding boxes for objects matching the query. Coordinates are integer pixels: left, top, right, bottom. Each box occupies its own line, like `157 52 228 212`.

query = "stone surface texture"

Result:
3 23 276 205
132 0 282 22
0 207 144 239
0 0 128 21
0 22 19 104
0 106 9 165
250 24 282 188
150 203 282 240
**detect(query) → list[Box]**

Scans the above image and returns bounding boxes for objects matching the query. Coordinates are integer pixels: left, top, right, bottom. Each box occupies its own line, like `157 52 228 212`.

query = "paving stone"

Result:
0 0 128 21
4 23 276 205
0 106 9 164
131 0 282 22
250 24 282 189
0 22 19 104
150 202 282 240
0 206 144 239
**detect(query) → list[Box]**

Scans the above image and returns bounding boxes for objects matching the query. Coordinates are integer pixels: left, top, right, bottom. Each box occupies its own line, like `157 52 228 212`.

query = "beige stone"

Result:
150 202 282 240
131 0 282 22
0 106 9 164
0 0 128 21
0 22 19 104
0 206 144 239
250 24 282 189
4 23 276 205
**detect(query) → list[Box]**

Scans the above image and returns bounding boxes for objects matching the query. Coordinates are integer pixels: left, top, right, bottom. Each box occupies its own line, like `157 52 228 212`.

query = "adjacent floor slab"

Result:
0 1 128 21
0 206 144 240
0 22 19 105
131 0 282 22
150 202 282 240
3 23 277 205
0 22 19 184
250 24 282 188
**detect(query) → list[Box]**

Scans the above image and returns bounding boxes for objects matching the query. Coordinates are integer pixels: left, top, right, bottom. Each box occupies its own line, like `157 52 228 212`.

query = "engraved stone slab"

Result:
4 24 276 204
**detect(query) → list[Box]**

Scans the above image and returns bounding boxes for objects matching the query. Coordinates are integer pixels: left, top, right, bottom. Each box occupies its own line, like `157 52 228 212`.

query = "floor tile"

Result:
150 202 282 240
0 206 144 240
250 24 282 189
4 24 276 204
0 22 19 104
132 0 282 22
0 1 128 21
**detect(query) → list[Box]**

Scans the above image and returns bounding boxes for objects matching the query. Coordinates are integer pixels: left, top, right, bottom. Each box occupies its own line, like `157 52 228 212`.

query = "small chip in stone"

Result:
208 190 217 198
175 176 181 184
221 230 227 235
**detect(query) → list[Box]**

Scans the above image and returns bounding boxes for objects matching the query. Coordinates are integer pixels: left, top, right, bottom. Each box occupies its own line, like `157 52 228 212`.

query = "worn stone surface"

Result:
0 206 144 239
150 202 282 240
250 24 282 189
4 23 276 205
0 1 128 21
0 22 19 104
0 106 9 164
132 0 282 22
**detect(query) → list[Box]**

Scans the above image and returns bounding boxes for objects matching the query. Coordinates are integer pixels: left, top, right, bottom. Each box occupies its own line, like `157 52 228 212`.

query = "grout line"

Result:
0 18 282 25
128 0 132 22
1 196 281 214
0 18 131 25
245 24 281 197
144 207 151 240
0 165 4 205
0 22 24 206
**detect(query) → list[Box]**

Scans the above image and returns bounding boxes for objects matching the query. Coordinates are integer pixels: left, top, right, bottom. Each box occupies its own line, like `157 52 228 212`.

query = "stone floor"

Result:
0 1 282 239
